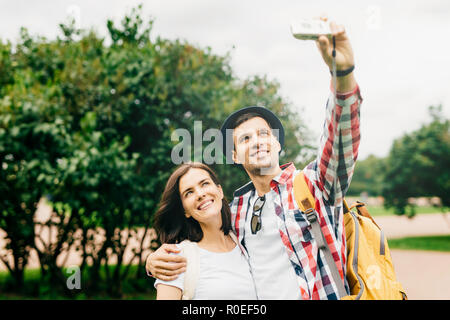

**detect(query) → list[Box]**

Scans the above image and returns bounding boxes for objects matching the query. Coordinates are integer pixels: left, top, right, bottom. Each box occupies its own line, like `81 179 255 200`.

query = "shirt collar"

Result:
271 162 296 188
233 162 296 197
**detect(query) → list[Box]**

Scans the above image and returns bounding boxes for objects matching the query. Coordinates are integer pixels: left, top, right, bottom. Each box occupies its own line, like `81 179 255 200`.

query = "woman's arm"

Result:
156 283 182 300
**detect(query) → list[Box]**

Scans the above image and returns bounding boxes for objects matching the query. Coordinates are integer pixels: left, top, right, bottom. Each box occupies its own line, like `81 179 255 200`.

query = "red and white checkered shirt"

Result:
230 85 362 300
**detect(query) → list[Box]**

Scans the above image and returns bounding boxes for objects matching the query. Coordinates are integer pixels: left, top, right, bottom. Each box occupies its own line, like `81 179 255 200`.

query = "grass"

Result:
0 292 156 300
388 235 450 252
0 264 157 300
0 267 41 284
365 205 447 217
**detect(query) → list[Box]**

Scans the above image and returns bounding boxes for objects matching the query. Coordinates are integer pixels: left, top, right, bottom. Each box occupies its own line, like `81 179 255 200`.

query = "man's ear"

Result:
232 149 241 164
274 137 281 153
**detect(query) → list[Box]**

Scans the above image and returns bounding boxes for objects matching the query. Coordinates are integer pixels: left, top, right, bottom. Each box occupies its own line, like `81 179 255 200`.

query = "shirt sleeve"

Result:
154 271 185 292
153 247 186 292
309 85 362 207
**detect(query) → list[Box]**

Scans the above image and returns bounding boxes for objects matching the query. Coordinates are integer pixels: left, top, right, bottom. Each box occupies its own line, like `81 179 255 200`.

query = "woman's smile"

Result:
197 199 214 211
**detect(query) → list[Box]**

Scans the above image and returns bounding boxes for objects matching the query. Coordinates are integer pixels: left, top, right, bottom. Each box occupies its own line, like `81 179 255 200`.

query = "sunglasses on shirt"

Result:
251 195 266 234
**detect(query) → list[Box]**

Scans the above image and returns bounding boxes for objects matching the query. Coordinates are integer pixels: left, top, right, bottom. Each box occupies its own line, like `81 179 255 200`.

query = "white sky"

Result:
1 0 449 159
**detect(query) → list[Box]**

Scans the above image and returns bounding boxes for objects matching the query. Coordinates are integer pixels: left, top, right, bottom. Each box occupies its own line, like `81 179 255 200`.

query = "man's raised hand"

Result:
315 16 355 72
315 16 357 92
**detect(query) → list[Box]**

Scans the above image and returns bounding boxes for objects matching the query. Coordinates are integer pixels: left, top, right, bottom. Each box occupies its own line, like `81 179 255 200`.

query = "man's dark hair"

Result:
153 162 232 244
232 112 272 130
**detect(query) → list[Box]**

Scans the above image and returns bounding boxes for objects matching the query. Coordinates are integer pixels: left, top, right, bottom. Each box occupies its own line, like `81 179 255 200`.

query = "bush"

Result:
0 5 312 297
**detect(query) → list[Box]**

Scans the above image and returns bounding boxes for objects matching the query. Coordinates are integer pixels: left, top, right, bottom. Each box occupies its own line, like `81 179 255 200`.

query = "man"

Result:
146 17 362 300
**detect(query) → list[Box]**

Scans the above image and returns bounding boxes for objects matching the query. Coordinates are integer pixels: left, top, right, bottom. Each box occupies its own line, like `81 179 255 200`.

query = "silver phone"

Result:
290 19 332 40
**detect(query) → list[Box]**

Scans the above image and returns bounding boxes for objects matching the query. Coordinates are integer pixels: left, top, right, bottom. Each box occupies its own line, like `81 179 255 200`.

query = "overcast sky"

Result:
1 0 449 159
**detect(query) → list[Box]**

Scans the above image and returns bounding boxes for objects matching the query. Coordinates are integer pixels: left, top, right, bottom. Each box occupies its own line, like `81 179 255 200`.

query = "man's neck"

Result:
247 165 282 197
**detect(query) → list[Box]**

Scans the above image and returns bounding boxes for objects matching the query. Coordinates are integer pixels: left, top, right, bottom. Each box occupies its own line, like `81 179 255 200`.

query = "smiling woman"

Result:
151 162 258 300
153 163 232 245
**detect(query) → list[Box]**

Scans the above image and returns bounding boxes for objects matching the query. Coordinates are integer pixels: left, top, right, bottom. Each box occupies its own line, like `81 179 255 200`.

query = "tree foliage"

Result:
382 105 450 216
0 6 312 296
347 154 385 197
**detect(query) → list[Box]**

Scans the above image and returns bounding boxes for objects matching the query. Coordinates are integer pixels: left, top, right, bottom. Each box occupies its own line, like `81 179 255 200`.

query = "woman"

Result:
152 162 257 300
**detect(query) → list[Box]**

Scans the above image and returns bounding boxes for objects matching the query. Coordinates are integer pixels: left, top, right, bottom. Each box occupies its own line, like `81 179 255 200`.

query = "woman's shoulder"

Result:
178 239 196 248
177 240 200 261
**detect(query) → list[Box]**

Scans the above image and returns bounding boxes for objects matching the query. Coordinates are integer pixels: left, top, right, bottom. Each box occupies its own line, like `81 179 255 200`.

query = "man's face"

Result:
232 116 281 173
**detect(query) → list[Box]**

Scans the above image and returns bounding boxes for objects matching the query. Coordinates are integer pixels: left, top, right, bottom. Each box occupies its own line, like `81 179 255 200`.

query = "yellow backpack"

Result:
293 172 407 300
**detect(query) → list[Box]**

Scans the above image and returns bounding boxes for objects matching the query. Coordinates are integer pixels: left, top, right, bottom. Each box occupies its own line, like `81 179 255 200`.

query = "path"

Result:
372 213 450 300
390 249 450 300
1 202 450 299
374 212 450 239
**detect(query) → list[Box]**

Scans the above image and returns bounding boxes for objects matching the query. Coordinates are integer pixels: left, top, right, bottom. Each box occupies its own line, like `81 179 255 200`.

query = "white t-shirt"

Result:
244 190 301 300
154 243 257 300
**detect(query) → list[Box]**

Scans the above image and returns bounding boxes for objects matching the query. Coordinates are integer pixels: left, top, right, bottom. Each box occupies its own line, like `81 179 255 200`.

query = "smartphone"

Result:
290 19 332 40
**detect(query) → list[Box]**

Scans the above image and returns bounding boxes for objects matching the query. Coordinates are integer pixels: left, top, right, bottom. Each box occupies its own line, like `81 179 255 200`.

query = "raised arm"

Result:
311 18 362 206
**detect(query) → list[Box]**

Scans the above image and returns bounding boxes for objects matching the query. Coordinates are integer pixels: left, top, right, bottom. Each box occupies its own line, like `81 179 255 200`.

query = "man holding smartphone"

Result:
146 17 362 300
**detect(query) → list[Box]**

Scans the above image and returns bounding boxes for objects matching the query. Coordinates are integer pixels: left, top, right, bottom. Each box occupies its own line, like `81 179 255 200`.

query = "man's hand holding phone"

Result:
291 16 357 92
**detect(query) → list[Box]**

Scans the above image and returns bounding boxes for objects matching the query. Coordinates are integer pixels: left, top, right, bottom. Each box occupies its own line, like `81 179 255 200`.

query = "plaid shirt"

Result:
230 85 362 300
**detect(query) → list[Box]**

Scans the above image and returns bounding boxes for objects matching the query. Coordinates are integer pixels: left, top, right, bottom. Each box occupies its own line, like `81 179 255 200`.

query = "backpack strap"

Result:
349 201 381 230
178 240 200 300
293 172 348 299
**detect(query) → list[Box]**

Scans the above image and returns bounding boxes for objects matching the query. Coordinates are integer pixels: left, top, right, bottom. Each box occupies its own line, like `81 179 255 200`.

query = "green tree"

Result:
347 154 385 197
0 5 313 296
0 56 69 290
382 105 450 216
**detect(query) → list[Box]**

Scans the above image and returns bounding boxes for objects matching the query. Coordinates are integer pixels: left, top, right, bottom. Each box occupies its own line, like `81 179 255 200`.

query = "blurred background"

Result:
0 0 449 299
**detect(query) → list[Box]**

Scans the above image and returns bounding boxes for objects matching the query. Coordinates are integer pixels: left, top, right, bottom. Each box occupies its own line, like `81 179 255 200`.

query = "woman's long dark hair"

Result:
153 163 232 244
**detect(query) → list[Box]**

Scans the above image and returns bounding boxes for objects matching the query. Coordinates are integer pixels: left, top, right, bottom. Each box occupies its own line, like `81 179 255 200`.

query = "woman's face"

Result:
178 168 224 226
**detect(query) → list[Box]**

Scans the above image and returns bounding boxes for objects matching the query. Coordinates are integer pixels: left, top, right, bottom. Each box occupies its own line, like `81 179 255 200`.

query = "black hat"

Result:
220 106 285 164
